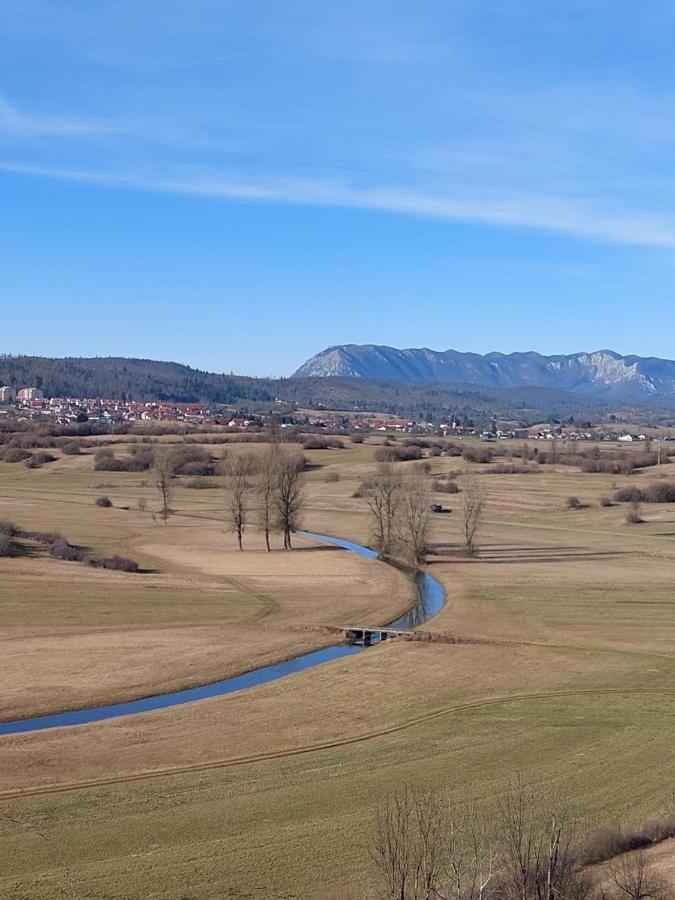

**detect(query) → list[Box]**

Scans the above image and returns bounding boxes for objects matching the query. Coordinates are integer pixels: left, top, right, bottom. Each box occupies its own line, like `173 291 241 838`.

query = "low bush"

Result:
462 447 493 464
2 447 31 463
95 496 113 507
566 496 582 509
582 809 675 865
302 436 344 450
0 520 17 536
169 446 216 476
61 442 82 455
0 533 17 557
350 434 365 444
374 446 423 463
89 555 139 573
94 455 151 472
614 486 645 503
324 471 340 482
433 479 460 494
599 496 614 507
24 451 56 468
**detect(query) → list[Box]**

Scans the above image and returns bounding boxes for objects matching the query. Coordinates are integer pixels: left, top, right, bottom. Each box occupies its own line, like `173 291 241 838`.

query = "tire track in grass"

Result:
2 687 674 801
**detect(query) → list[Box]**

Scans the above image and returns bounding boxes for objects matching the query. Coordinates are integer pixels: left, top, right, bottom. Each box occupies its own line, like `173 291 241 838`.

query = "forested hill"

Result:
0 356 276 404
0 354 663 424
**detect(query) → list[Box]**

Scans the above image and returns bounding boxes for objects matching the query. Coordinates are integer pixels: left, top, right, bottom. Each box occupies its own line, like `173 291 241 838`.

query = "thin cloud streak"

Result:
2 159 675 249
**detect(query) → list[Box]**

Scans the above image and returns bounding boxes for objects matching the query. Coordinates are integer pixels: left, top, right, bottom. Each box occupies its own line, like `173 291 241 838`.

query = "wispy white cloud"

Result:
3 158 675 250
0 94 125 138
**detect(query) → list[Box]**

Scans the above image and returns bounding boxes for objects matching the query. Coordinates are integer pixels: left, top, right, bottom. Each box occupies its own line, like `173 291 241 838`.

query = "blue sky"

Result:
2 1 675 375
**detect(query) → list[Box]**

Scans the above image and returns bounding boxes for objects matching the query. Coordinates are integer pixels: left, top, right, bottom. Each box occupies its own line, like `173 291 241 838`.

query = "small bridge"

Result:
323 624 411 645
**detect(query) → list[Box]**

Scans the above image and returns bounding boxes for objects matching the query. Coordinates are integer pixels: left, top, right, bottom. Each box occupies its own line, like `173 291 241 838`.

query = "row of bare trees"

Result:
224 446 305 550
372 784 670 900
363 464 486 564
151 445 305 550
363 464 431 565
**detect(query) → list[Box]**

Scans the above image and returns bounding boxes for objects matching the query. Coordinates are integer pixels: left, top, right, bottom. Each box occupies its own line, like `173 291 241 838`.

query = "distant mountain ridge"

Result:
293 345 675 400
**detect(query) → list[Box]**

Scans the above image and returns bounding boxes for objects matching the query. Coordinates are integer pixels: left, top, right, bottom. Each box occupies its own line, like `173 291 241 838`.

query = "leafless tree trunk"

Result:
462 477 485 557
364 463 402 558
610 852 668 900
397 469 431 566
224 453 254 550
627 494 643 525
153 449 174 525
257 448 278 551
275 448 305 550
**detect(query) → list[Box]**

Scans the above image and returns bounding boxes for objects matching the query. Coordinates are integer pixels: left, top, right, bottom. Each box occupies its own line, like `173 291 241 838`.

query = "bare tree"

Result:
275 448 305 550
462 477 485 557
364 463 402 558
497 780 588 900
626 492 643 525
224 453 254 550
257 447 278 552
397 469 431 566
372 786 446 900
153 448 175 525
610 852 668 900
444 805 501 900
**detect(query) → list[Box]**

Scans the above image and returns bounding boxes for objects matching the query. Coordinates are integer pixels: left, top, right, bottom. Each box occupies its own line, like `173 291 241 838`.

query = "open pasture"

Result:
1 433 675 897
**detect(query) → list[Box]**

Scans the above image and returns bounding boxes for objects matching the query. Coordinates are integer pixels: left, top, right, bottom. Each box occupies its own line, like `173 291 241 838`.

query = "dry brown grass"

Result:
1 442 675 898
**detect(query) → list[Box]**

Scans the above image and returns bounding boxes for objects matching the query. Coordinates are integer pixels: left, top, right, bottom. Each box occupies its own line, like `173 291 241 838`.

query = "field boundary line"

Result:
2 687 674 801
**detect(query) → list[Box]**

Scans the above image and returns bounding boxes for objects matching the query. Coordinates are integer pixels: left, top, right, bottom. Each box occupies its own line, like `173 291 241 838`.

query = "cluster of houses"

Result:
1 387 672 443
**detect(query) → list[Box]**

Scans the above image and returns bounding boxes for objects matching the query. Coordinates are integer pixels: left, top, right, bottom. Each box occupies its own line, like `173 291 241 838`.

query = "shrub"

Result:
566 496 582 509
95 496 113 508
643 482 675 503
374 446 422 463
61 442 81 455
89 555 139 573
324 471 340 483
95 455 151 472
462 447 493 464
433 479 460 494
3 447 31 463
169 446 215 476
0 533 17 557
50 537 88 562
350 434 365 444
137 497 147 511
0 520 17 536
614 486 645 503
302 436 344 450
24 451 56 468
599 496 614 507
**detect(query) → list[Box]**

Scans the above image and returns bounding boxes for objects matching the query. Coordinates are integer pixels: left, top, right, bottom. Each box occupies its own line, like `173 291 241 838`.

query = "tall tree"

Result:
397 468 431 566
462 477 485 558
224 453 254 551
257 447 278 552
275 448 305 550
364 463 402 558
153 448 174 525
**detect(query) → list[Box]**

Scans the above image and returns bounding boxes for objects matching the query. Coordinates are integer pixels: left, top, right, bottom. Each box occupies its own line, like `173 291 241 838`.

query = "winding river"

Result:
0 532 446 736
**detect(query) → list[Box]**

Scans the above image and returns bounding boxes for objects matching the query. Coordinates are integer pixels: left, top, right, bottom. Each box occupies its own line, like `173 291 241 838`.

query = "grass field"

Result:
1 436 674 897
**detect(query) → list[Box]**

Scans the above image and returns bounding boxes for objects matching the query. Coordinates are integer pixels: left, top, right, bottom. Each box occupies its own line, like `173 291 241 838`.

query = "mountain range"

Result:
293 346 675 401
